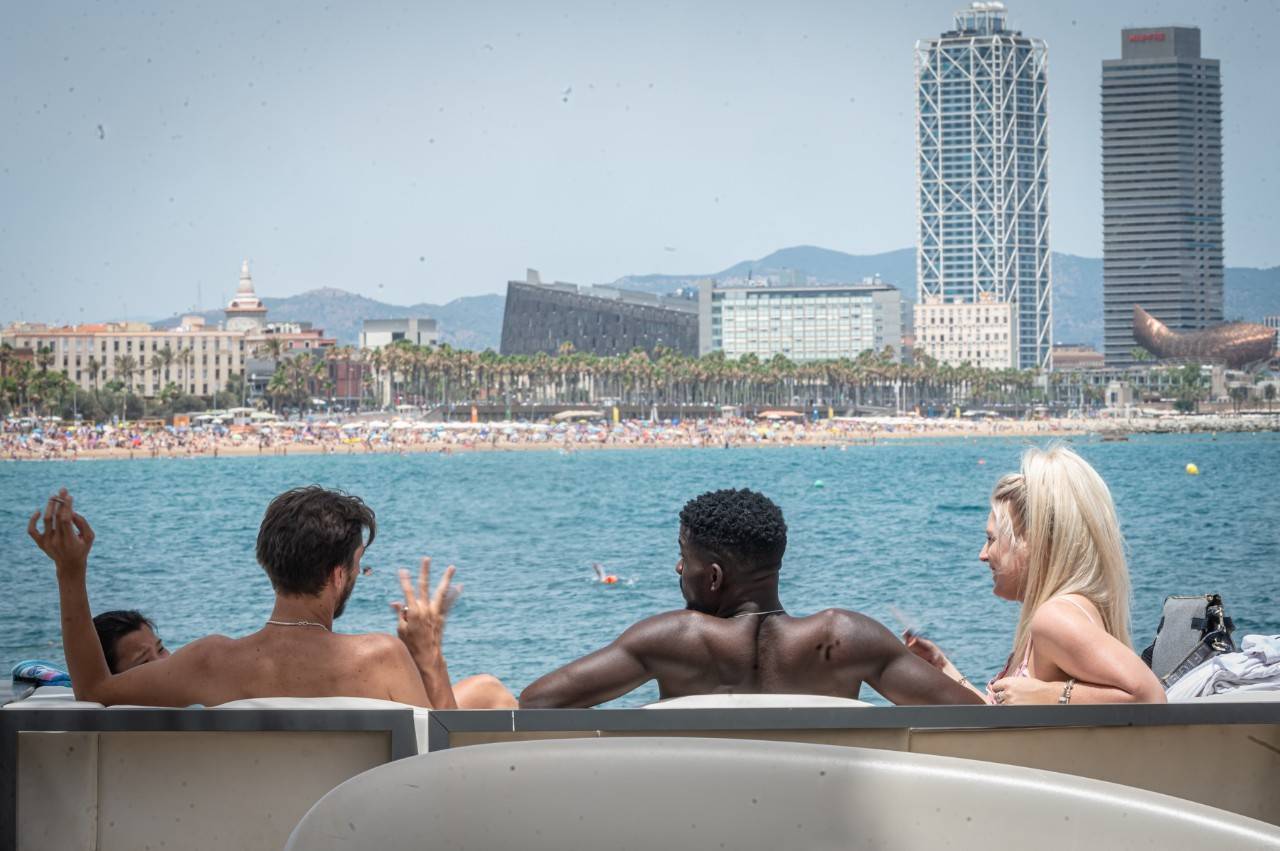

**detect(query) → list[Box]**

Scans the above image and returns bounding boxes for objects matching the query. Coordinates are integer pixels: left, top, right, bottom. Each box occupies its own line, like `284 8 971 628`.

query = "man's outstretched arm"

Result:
29 489 216 706
520 614 680 708
847 613 985 706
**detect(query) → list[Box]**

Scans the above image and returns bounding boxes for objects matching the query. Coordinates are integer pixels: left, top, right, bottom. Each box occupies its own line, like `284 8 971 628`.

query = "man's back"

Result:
136 628 426 707
521 607 981 707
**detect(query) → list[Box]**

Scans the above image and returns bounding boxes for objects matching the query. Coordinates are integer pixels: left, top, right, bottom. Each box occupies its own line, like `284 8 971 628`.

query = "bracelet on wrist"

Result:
1058 678 1076 705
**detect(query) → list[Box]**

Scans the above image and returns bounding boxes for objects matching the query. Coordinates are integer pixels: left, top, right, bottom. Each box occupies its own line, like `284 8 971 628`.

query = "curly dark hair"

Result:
93 610 155 674
678 488 787 574
256 486 376 596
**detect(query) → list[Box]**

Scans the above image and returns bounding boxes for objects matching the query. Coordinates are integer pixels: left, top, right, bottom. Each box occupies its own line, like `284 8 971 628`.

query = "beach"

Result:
4 412 1279 463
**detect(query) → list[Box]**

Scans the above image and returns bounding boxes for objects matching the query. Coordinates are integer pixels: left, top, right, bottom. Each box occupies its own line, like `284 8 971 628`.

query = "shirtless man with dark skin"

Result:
520 489 982 707
29 486 515 709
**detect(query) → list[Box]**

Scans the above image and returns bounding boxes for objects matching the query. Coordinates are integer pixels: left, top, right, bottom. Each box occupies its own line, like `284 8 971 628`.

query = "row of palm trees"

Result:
349 341 1042 412
0 338 1056 418
17 336 1269 420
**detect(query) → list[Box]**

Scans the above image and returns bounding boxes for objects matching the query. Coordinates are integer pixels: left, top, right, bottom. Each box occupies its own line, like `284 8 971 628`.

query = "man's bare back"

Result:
92 628 428 707
522 608 978 707
521 489 982 708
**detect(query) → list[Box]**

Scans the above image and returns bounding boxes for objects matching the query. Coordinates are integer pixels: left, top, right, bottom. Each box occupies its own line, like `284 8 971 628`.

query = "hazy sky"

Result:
2 0 1276 324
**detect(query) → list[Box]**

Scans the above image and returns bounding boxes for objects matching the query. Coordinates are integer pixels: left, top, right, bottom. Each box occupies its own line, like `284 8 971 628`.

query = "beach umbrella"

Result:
341 423 363 431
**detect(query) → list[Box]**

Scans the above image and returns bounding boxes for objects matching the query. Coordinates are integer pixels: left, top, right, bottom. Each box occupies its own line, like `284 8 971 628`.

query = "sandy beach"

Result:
5 413 1278 463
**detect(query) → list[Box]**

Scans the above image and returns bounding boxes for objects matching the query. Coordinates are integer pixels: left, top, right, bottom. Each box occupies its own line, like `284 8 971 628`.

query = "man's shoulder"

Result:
789 609 897 654
338 631 410 659
616 610 708 648
177 633 236 656
797 608 884 635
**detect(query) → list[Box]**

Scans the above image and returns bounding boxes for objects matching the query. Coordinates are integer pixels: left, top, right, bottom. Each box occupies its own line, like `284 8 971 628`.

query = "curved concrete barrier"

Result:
285 737 1280 850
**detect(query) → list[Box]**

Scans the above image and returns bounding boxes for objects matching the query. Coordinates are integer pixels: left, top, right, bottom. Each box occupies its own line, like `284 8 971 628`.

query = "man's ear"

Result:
328 563 349 588
709 563 723 591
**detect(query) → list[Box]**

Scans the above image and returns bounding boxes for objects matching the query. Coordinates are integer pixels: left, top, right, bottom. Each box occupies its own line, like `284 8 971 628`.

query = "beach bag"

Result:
1141 594 1235 688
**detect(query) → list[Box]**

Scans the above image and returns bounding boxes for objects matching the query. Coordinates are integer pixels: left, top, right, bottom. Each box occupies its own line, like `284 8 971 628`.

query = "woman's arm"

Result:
999 600 1165 704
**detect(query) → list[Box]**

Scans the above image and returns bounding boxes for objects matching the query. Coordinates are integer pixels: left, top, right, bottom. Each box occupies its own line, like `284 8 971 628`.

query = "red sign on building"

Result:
1128 32 1166 43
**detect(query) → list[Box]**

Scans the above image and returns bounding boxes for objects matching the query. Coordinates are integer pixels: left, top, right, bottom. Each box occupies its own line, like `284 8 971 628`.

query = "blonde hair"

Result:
991 444 1132 665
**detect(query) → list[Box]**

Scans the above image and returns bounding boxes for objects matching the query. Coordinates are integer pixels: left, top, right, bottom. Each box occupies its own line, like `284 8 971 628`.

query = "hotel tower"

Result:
1102 27 1223 366
913 2 1051 371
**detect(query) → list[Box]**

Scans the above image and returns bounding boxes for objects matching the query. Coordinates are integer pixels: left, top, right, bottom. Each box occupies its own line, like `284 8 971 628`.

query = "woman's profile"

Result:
908 444 1165 705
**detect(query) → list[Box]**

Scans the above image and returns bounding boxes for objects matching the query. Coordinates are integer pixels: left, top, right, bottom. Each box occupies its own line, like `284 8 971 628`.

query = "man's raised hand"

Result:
28 488 95 576
391 557 459 663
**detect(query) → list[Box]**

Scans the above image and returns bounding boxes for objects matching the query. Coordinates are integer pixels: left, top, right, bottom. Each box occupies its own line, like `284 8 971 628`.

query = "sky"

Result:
2 0 1276 324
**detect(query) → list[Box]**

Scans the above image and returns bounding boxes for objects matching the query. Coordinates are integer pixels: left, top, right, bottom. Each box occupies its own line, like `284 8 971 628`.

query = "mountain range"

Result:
153 246 1279 353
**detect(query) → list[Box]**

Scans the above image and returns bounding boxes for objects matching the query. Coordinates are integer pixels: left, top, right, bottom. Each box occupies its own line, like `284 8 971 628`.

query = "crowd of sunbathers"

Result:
26 443 1166 709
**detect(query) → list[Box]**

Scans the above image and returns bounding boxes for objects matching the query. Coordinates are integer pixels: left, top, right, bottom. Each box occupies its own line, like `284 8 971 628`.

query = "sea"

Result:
2 433 1277 706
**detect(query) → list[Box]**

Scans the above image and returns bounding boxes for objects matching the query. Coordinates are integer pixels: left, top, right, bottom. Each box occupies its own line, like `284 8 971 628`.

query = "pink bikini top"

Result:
986 596 1096 701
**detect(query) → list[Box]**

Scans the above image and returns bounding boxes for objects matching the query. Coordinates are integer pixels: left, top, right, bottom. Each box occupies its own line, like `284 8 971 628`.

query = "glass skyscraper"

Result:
914 2 1051 371
1102 27 1223 366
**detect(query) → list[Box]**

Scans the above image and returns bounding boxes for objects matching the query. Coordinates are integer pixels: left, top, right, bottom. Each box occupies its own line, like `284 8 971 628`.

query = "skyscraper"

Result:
1102 27 1223 366
914 2 1051 371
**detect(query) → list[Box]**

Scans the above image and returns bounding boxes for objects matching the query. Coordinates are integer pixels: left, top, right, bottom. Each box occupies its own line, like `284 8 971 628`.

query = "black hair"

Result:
678 488 787 574
93 610 155 674
256 486 376 596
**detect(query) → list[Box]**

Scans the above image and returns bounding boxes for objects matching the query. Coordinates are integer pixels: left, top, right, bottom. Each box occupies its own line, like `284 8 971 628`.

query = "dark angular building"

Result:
500 272 699 357
1102 26 1223 366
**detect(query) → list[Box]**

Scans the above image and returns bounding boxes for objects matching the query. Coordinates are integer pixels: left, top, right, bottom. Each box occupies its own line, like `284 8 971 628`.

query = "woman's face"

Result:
980 509 1026 601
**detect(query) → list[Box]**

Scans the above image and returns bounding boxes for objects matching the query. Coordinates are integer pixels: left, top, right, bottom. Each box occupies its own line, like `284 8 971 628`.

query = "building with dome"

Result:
225 260 269 333
1 260 356 405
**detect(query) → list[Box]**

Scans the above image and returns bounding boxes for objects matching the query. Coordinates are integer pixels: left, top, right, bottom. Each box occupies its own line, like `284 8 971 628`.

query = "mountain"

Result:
154 289 505 350
614 246 1278 351
148 247 1279 354
609 246 916 294
1049 253 1104 347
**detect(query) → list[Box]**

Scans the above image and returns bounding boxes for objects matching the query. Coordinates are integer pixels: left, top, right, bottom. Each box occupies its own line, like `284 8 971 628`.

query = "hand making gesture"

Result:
28 488 95 576
391 557 460 709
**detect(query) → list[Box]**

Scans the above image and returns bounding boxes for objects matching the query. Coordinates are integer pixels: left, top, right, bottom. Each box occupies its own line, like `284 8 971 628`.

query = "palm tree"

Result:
35 345 55 373
256 337 287 360
177 348 195 394
86 356 102 394
112 354 138 420
112 355 138 395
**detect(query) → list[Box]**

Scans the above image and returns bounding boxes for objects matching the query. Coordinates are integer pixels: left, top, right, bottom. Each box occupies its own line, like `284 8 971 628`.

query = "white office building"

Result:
698 280 903 362
359 318 439 350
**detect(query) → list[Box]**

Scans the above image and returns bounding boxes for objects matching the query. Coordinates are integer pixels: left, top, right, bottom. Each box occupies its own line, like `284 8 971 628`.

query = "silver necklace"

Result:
732 609 784 618
266 619 330 630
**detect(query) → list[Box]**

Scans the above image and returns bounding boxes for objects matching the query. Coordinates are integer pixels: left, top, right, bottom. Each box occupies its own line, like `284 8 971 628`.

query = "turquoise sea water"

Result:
2 434 1277 706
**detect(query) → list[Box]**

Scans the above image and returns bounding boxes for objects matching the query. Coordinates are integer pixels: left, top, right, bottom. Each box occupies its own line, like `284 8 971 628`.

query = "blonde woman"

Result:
907 445 1165 705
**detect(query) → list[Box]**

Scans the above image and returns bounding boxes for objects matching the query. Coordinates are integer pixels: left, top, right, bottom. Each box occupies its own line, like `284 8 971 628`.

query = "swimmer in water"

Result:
592 563 619 585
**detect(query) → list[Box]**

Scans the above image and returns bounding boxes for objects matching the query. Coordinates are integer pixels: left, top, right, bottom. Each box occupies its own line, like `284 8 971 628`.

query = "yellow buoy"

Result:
1185 463 1199 475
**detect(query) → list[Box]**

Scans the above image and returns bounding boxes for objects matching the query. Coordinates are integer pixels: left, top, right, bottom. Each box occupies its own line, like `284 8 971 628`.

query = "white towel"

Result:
1165 635 1280 700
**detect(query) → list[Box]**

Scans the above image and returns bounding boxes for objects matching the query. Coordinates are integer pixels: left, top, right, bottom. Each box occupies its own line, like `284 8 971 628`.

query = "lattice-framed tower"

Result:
914 2 1051 370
